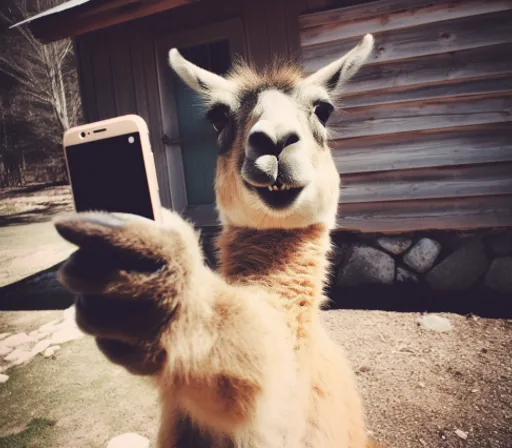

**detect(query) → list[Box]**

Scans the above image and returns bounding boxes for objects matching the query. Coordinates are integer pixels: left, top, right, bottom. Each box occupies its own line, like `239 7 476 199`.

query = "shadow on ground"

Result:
0 203 72 227
0 262 74 311
0 182 72 227
327 283 512 319
3 183 67 195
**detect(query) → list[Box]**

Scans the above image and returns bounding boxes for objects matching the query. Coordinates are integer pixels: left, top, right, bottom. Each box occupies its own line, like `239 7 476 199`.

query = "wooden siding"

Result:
300 0 512 232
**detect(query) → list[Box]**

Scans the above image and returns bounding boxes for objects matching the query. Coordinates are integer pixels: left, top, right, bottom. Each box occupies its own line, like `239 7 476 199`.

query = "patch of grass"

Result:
0 418 57 448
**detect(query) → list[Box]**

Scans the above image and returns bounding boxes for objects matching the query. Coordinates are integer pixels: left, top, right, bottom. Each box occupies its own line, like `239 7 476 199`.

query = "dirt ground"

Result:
1 185 511 447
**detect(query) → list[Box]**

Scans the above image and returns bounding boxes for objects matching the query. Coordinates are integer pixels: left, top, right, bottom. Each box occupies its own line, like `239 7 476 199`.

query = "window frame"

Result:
154 18 246 226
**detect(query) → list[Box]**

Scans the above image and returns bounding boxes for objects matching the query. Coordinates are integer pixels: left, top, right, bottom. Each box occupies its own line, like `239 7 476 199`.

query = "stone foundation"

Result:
329 228 512 294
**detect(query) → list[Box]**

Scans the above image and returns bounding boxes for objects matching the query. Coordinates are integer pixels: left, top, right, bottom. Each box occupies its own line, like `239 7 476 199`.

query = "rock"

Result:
404 238 441 273
337 246 395 286
43 346 61 358
0 333 34 349
63 305 75 321
0 374 9 383
0 347 13 357
28 329 51 339
377 237 412 255
418 314 453 332
4 348 36 366
31 340 52 356
330 243 347 271
39 319 60 332
455 429 468 440
12 351 36 366
50 326 84 345
4 348 24 362
396 267 418 283
107 433 150 448
485 257 512 293
426 240 488 290
486 232 512 255
0 333 11 341
31 331 51 341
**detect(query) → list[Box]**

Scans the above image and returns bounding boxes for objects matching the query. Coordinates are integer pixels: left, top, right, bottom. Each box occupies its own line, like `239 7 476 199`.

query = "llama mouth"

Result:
251 180 304 209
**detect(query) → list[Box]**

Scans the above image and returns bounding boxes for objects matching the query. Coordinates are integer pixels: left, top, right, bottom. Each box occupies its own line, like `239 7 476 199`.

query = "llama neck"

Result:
216 224 331 305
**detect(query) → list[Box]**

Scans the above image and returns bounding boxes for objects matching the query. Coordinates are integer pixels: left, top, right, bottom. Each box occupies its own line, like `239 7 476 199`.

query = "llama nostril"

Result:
248 131 277 156
283 133 300 149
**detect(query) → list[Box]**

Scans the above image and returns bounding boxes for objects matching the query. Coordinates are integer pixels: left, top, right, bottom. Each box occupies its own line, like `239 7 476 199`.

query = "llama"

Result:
54 33 381 448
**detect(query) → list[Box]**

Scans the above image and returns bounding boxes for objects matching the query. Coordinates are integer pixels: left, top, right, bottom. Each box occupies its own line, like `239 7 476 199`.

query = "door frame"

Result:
154 17 247 226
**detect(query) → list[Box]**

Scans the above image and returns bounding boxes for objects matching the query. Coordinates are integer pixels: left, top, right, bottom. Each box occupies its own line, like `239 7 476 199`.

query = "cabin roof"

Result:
10 0 197 43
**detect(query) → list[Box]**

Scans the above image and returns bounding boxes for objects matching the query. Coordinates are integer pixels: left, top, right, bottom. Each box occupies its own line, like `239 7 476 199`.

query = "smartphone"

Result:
63 115 162 222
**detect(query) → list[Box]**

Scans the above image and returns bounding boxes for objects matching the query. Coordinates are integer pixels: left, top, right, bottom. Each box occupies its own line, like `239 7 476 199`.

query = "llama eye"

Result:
206 104 230 133
314 102 334 126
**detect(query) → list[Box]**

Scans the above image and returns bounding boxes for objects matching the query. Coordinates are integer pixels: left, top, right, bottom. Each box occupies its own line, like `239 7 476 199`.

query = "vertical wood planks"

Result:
108 23 138 116
89 29 117 120
74 34 99 123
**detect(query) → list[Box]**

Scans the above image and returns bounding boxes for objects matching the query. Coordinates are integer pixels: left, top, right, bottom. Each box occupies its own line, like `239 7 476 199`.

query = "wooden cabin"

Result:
15 0 512 234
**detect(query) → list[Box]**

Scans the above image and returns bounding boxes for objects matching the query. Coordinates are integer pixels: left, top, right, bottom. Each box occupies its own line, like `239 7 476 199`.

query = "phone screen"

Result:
65 132 155 220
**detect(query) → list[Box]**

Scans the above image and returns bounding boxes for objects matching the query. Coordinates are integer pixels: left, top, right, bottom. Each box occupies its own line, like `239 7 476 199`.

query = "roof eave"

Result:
11 0 198 44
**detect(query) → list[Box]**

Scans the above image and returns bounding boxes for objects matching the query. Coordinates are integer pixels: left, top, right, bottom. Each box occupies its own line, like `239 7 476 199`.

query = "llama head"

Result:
169 34 374 230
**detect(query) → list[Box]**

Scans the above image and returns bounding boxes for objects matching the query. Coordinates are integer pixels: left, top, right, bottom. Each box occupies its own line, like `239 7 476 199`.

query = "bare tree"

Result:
0 0 81 137
0 0 82 186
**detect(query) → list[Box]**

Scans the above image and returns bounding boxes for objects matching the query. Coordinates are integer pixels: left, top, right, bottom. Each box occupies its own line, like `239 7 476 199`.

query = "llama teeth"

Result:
280 185 285 191
268 186 273 191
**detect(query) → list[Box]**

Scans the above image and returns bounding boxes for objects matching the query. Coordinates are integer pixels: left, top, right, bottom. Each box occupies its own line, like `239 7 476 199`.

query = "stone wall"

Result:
329 229 512 294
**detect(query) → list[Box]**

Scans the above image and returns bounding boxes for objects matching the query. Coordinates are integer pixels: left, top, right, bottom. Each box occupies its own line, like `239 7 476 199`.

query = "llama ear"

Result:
302 34 374 93
169 48 235 99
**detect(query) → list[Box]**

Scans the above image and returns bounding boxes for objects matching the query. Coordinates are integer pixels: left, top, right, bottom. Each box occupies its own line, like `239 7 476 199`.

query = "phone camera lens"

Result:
128 136 135 144
80 132 86 139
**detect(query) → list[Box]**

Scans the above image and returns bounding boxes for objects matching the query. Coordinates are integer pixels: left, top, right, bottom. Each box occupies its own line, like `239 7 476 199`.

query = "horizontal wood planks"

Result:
300 0 512 231
337 195 512 233
340 163 512 203
331 94 512 139
342 73 512 108
303 9 512 72
332 124 512 174
300 0 512 47
343 43 512 95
